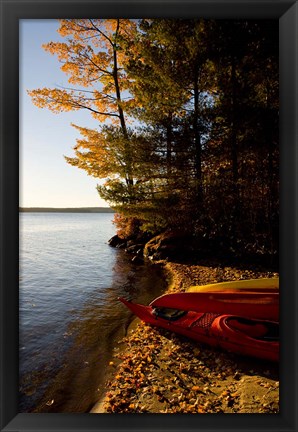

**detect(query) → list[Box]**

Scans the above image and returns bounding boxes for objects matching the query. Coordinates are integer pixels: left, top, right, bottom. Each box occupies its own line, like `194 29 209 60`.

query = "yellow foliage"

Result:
28 88 80 112
29 18 136 124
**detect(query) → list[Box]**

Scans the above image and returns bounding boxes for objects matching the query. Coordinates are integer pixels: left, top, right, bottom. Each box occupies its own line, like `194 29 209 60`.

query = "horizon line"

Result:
19 206 115 213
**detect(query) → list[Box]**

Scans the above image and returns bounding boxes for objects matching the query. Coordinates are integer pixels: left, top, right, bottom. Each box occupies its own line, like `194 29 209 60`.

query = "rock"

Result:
116 242 127 249
108 234 126 248
131 255 144 265
233 371 241 380
125 244 144 254
108 234 120 247
144 231 195 261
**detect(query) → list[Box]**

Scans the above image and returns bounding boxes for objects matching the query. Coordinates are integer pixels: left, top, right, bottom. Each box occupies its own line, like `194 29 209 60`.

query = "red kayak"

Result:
119 297 279 362
150 291 279 321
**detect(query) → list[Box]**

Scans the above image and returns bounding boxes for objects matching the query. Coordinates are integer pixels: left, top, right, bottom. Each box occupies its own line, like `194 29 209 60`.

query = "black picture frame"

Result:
0 1 297 431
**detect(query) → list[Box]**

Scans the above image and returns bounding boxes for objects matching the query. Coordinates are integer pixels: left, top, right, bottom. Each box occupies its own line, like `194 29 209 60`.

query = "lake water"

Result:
19 212 166 413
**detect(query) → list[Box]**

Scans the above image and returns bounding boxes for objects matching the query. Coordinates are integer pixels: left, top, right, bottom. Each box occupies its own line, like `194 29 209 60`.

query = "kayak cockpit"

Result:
226 317 279 341
152 307 187 321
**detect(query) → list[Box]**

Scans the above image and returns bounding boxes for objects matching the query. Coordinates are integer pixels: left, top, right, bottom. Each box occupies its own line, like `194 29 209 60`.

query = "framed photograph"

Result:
0 1 297 431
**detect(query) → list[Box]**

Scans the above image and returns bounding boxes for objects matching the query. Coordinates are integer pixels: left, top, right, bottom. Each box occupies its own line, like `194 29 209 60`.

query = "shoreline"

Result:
91 260 279 414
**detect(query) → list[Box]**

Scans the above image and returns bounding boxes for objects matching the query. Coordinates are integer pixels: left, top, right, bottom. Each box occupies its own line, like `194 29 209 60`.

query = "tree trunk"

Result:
166 114 172 179
113 21 134 190
230 55 240 245
193 64 202 202
231 57 238 185
266 82 277 259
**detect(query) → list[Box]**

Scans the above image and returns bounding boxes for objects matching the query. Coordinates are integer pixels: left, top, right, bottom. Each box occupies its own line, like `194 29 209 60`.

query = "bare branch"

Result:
88 19 115 47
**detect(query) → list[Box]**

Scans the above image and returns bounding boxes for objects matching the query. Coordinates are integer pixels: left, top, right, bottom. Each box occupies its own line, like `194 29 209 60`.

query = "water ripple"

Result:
19 213 166 413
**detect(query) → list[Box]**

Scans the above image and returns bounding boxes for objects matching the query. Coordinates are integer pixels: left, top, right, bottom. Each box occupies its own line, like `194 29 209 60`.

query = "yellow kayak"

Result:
187 278 279 293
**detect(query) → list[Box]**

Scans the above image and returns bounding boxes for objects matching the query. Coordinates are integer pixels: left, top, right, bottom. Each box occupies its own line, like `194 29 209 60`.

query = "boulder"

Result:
144 231 195 261
108 235 127 248
116 242 127 249
125 244 144 254
131 255 144 265
126 239 136 248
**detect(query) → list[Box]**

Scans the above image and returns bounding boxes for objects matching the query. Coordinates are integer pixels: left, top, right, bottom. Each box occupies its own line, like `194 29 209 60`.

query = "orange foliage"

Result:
112 213 141 239
28 19 136 124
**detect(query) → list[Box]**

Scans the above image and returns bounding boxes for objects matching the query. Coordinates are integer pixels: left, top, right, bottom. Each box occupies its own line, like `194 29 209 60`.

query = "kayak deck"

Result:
187 278 279 293
119 297 279 362
150 291 279 321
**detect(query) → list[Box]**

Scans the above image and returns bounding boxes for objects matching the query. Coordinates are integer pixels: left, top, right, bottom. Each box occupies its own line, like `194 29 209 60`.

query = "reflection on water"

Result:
20 249 166 413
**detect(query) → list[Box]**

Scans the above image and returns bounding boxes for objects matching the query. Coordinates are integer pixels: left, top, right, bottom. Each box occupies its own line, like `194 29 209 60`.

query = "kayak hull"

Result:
187 278 279 293
119 297 279 362
150 291 279 321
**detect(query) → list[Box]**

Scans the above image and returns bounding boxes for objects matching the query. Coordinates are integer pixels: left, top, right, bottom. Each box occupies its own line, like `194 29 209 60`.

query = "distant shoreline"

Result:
19 207 115 213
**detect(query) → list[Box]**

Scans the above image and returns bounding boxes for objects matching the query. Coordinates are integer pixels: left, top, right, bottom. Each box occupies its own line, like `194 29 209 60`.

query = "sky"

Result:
19 20 109 208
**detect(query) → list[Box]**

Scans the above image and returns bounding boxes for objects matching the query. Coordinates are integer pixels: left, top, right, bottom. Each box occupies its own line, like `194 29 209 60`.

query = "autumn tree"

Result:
29 19 138 203
121 19 192 231
121 19 216 231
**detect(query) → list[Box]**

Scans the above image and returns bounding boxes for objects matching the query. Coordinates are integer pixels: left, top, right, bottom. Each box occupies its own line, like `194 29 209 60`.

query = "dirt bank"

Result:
91 261 279 414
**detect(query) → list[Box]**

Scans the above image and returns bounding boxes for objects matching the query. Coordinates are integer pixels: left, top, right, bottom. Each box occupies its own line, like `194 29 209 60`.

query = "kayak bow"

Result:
119 297 279 362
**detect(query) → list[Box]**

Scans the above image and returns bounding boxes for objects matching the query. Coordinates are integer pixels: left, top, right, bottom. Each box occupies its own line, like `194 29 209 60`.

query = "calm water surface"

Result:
19 213 166 412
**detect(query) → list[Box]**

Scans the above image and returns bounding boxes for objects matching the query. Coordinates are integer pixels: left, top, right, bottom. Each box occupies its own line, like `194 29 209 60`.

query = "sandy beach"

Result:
91 261 279 414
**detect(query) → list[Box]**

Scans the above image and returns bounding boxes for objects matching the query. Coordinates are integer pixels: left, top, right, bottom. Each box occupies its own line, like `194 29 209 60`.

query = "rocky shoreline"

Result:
91 257 279 414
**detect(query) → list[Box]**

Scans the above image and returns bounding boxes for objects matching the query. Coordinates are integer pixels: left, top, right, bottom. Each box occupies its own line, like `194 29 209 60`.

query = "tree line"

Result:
29 19 279 262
